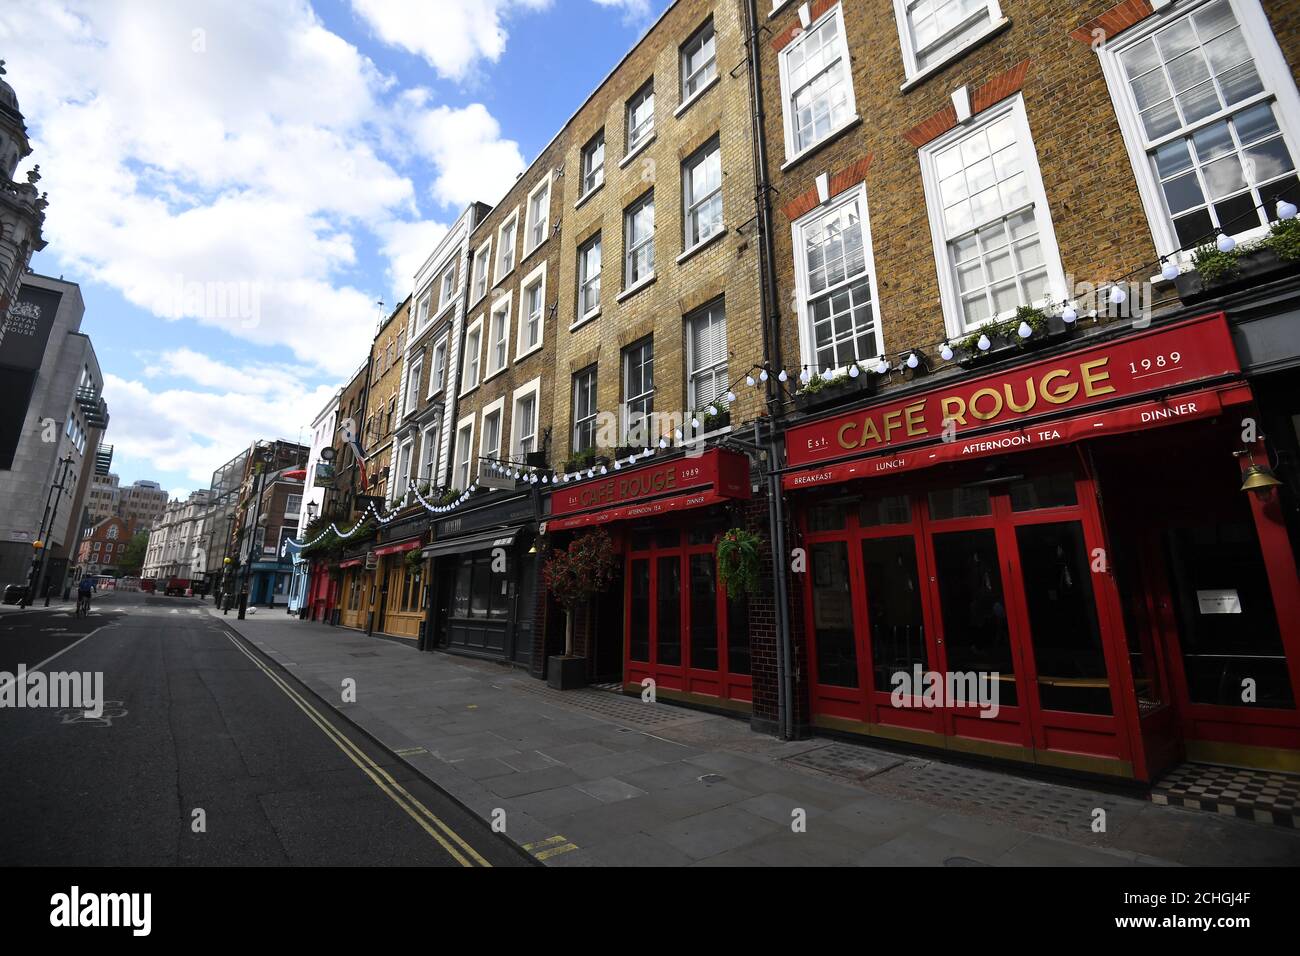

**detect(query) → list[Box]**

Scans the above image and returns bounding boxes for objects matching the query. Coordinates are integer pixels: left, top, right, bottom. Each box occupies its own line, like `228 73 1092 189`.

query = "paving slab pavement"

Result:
207 607 1300 867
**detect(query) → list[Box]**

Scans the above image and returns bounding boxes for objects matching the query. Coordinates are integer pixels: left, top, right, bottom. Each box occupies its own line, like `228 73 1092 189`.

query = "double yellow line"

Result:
224 632 491 868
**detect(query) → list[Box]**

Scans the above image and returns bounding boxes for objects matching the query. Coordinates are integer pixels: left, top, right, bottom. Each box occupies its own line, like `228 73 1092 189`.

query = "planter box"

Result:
547 655 588 690
1175 247 1300 303
698 409 731 432
792 373 877 414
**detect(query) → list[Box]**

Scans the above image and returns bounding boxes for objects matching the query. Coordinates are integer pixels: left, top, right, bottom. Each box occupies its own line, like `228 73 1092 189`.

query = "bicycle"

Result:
75 592 91 618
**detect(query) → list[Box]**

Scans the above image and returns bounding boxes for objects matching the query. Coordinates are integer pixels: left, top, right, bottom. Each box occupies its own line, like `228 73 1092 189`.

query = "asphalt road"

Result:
0 590 527 866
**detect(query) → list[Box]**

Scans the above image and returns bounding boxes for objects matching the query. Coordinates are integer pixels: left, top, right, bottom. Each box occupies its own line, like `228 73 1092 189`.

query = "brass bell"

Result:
1240 464 1282 494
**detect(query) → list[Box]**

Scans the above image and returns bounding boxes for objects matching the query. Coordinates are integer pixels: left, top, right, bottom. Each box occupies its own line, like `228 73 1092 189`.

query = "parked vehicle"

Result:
164 577 191 596
140 578 157 593
2 584 29 605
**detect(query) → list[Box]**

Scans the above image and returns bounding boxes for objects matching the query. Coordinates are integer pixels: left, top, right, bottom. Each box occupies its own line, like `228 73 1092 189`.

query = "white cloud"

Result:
591 0 655 23
398 92 526 207
349 0 553 81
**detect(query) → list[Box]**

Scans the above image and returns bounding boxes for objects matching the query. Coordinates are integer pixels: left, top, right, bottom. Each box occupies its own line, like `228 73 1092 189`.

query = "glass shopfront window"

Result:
811 541 858 688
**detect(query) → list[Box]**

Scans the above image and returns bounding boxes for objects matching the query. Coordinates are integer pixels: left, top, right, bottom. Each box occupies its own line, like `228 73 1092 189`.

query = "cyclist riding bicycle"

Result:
76 575 95 614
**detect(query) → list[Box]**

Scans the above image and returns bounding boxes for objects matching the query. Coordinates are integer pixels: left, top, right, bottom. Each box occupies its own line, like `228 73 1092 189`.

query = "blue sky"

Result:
3 0 671 498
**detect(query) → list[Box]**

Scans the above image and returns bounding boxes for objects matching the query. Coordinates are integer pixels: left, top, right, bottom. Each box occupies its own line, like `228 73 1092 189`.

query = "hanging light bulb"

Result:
848 364 860 378
643 447 652 457
940 342 954 361
658 437 667 449
778 369 788 383
587 468 595 478
690 418 700 430
875 356 890 374
724 391 735 404
675 429 683 441
1216 233 1236 253
613 460 621 470
1017 321 1033 339
1161 260 1179 282
745 374 756 387
1278 199 1298 220
1110 285 1127 305
906 352 920 369
977 334 992 351
707 405 718 416
759 369 769 382
600 466 607 475
1061 305 1078 324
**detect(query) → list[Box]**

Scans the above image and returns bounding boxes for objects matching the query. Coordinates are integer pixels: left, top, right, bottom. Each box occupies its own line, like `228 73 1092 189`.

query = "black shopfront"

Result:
422 489 542 667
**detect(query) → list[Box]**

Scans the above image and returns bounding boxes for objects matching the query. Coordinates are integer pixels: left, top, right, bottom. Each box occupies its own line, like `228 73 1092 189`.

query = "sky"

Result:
1 0 671 500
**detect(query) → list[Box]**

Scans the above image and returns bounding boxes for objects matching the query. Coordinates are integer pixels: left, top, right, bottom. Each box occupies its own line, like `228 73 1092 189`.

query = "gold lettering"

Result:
1040 368 1078 405
838 421 857 449
969 387 1004 421
941 395 968 425
904 401 929 437
1080 358 1116 398
861 417 882 445
1004 377 1037 414
882 410 904 444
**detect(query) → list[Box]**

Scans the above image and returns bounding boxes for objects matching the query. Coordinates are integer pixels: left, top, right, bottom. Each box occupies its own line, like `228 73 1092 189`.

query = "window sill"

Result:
619 134 656 170
767 0 794 18
617 273 657 302
459 383 480 399
677 227 728 264
780 115 863 173
483 367 508 385
675 74 719 118
521 234 549 265
492 267 515 290
469 290 488 311
569 310 600 332
575 181 604 210
514 342 543 363
899 18 1012 93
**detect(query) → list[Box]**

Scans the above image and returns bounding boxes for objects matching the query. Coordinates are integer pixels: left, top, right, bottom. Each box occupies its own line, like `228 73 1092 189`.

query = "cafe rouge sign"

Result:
550 448 750 517
786 312 1240 469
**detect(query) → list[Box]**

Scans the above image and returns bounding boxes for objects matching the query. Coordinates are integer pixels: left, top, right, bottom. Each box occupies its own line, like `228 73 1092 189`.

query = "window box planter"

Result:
696 408 731 433
792 372 877 414
1175 246 1300 304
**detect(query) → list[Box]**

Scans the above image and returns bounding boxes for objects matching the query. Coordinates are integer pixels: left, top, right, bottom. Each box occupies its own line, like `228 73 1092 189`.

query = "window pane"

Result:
810 542 858 688
629 559 650 662
689 554 718 671
862 537 927 696
657 556 681 666
932 529 1017 706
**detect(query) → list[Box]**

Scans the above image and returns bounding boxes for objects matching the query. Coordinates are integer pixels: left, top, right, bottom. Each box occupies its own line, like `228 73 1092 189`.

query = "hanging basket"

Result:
716 527 762 599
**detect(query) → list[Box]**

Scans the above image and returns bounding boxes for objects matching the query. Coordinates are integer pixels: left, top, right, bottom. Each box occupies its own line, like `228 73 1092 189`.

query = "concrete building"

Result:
118 479 168 532
0 273 108 597
85 471 120 524
142 489 213 582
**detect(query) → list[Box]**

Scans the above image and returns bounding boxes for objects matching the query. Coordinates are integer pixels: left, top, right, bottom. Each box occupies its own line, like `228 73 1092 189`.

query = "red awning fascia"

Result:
374 539 422 557
548 491 730 532
784 384 1242 492
338 558 363 569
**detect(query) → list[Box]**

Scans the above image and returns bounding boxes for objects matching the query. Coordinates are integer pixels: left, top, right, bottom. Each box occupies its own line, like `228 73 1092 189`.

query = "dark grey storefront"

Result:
422 490 543 668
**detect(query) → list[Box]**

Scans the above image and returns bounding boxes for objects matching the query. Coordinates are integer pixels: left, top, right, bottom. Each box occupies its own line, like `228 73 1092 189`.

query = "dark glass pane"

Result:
1016 522 1112 715
1213 190 1260 234
862 537 927 696
656 528 680 549
629 559 650 662
689 554 718 670
687 519 724 546
656 556 681 666
470 557 491 619
488 566 509 619
1261 174 1300 217
932 530 1017 706
808 501 848 531
1009 472 1078 511
1173 208 1215 248
629 527 654 551
859 494 911 527
453 561 471 617
727 595 751 675
927 486 992 521
1165 520 1294 708
810 541 858 688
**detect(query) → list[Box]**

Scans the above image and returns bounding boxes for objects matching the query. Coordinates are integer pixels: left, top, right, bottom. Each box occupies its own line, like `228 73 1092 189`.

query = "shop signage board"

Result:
785 313 1240 472
549 448 751 519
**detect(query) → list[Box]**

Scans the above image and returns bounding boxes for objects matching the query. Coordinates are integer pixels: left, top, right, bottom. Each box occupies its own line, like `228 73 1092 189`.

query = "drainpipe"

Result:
745 0 796 740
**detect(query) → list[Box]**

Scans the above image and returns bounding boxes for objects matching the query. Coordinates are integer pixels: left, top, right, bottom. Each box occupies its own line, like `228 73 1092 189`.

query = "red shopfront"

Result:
783 314 1300 781
546 448 755 710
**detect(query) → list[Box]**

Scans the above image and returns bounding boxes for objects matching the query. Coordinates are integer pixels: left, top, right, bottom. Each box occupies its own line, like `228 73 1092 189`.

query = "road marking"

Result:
523 835 579 861
393 746 429 757
0 624 112 698
222 632 491 868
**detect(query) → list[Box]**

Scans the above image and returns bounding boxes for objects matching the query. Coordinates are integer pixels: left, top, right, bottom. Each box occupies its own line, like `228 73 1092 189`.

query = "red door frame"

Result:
799 452 1139 768
622 522 753 704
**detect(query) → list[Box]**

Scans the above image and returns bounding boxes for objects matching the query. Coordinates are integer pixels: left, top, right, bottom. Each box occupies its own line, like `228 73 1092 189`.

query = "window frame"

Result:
917 94 1068 339
577 232 602 323
623 190 656 291
524 172 553 256
510 377 542 461
452 414 476 491
427 334 448 398
486 291 512 379
461 315 484 394
622 337 655 445
580 129 606 200
418 421 439 486
480 395 506 464
682 135 724 253
892 0 1006 84
405 353 423 416
680 17 718 104
685 299 729 413
777 2 858 165
626 79 657 157
517 261 547 361
393 439 414 503
790 181 886 375
572 365 599 455
438 263 457 313
1095 0 1300 260
414 291 432 333
471 237 492 305
495 210 519 284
